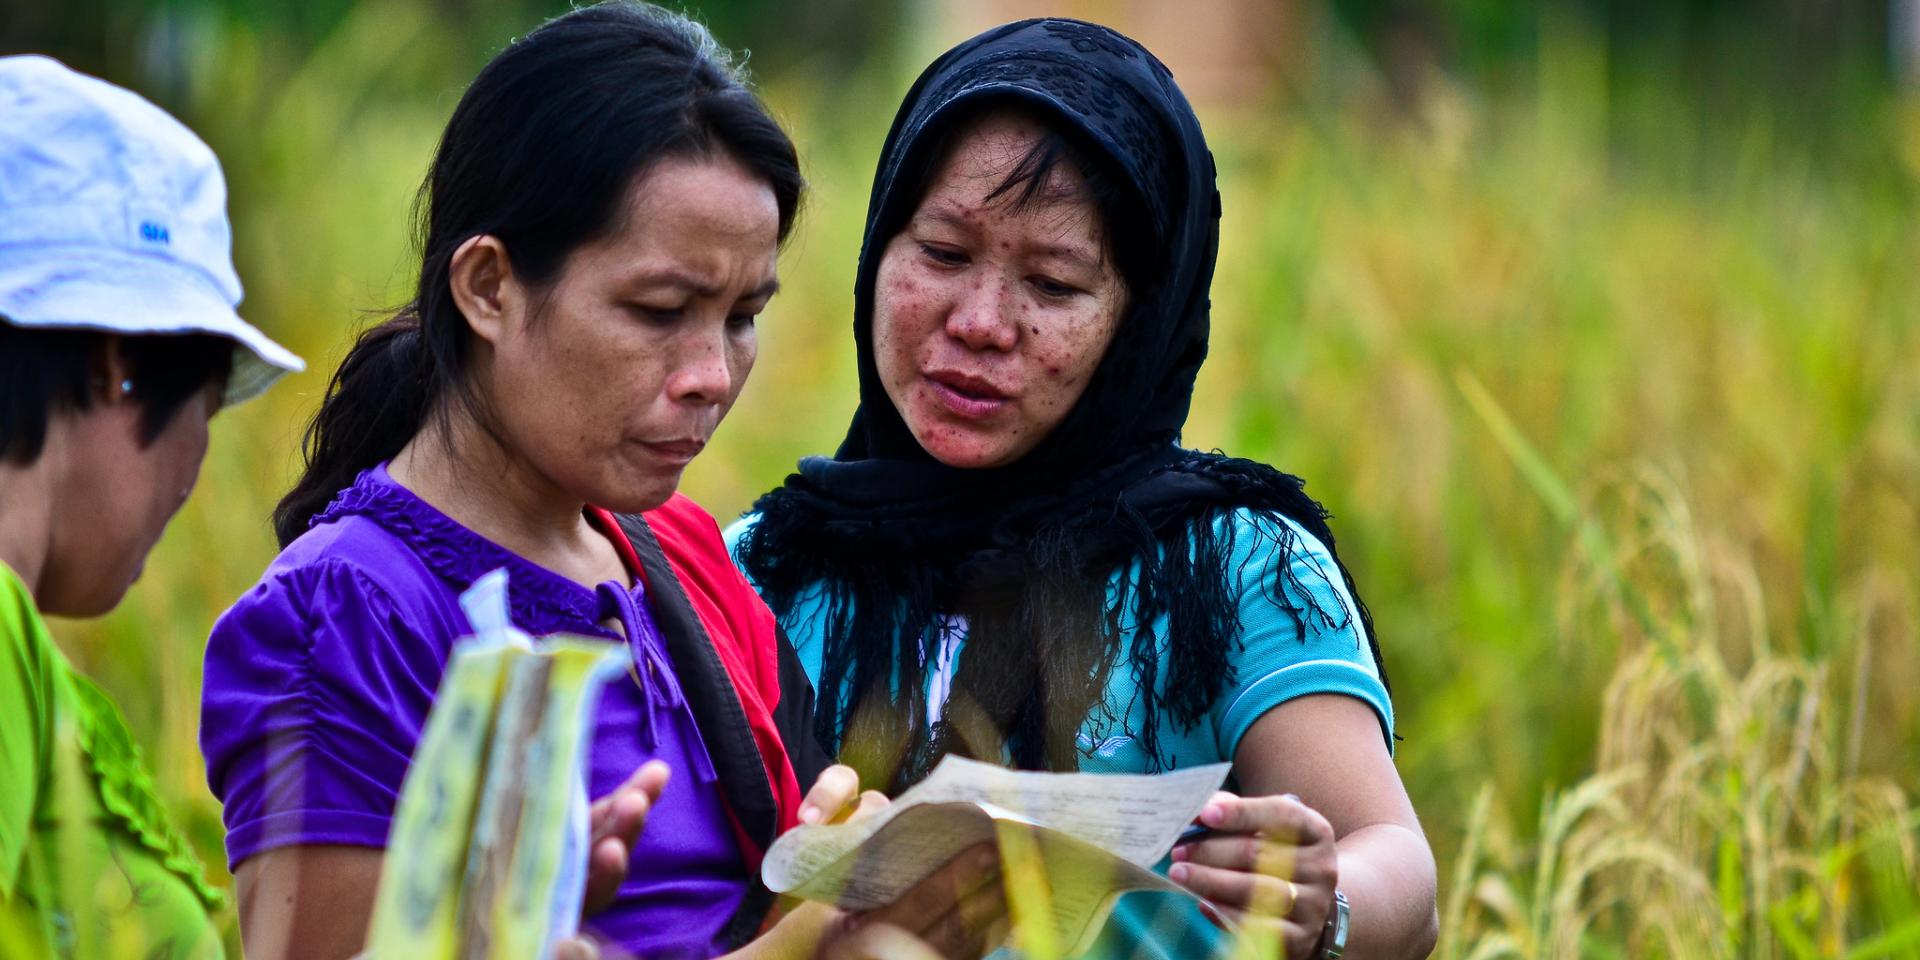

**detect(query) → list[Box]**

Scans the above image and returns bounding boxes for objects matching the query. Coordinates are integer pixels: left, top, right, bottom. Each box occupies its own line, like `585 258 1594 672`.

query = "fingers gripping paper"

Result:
762 756 1233 954
365 570 629 960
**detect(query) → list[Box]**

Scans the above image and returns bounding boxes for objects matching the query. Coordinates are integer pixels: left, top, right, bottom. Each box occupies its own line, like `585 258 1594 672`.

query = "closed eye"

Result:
630 303 685 326
1028 276 1083 300
920 242 968 267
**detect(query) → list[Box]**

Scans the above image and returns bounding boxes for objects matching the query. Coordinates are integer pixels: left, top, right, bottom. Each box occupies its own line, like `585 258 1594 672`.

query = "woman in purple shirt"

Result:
200 4 999 958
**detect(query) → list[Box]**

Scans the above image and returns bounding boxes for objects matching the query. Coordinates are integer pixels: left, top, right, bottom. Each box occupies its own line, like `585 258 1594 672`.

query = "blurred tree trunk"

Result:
927 0 1303 108
1897 0 1920 86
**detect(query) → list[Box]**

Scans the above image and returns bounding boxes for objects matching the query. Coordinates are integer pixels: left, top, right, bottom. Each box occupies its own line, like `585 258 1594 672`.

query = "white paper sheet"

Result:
761 756 1231 953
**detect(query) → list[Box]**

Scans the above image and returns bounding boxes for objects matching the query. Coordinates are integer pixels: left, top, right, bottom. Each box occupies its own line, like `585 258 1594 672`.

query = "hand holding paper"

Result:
762 756 1233 955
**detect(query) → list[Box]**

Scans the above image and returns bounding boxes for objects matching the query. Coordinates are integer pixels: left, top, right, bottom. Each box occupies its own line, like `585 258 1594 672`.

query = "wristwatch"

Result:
1310 890 1350 959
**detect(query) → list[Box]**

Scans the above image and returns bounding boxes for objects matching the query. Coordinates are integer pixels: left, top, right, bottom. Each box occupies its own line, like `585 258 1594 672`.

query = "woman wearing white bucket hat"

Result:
0 54 302 957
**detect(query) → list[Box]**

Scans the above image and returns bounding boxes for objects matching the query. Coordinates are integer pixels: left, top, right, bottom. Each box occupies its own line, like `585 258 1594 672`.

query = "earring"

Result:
119 379 134 396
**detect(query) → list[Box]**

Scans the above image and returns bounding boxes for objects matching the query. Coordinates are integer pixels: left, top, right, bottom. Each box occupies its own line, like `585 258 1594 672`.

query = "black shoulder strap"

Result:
772 624 833 790
613 512 778 946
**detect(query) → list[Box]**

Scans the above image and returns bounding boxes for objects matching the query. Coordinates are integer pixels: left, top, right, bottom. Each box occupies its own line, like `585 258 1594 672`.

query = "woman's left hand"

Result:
1169 791 1338 959
797 763 890 826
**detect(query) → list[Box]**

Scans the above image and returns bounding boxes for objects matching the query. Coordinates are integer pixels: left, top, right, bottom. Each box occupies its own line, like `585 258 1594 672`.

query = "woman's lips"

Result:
926 371 1012 419
640 438 707 466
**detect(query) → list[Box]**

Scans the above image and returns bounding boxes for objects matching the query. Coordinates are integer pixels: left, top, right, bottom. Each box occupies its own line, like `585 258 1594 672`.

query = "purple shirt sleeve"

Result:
200 556 456 869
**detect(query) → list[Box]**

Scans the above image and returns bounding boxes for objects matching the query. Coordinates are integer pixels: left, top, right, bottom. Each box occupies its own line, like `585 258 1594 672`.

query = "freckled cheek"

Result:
519 376 578 444
728 342 757 399
617 363 668 421
872 321 904 393
1023 329 1075 382
872 292 929 389
1013 332 1102 433
1058 310 1115 378
879 264 953 338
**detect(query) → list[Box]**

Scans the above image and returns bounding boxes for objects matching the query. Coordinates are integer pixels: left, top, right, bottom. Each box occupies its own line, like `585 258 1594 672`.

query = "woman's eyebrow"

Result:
1026 241 1102 274
915 205 972 231
623 268 780 300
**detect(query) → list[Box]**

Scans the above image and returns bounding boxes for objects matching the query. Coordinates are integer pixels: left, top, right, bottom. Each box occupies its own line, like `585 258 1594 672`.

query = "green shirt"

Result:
0 563 225 958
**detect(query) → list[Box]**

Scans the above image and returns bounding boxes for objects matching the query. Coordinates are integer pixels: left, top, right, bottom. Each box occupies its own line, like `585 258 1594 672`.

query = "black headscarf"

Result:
738 19 1386 793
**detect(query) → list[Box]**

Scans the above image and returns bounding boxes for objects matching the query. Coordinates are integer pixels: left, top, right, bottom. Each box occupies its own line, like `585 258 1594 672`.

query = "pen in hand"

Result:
1177 821 1222 846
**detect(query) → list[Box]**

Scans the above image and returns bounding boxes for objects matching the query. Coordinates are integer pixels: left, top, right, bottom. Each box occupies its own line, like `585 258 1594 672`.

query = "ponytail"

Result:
272 313 438 547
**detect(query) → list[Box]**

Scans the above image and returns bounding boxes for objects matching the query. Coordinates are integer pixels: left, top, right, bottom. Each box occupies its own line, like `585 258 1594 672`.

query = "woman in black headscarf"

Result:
733 18 1436 959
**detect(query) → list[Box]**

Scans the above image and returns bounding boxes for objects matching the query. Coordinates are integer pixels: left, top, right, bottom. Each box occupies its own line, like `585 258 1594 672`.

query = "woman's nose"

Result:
664 331 733 405
944 275 1019 352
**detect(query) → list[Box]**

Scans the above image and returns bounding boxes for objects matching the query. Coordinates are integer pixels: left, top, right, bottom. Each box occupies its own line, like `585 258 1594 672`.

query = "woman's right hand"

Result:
582 759 672 916
813 922 945 960
747 844 1003 960
742 765 1007 959
823 842 1005 959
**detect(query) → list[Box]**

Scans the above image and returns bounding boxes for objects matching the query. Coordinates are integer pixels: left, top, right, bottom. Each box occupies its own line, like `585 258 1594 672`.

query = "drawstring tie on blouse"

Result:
595 580 717 784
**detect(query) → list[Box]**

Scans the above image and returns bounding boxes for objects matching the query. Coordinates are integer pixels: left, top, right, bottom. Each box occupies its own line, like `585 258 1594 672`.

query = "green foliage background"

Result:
7 0 1917 955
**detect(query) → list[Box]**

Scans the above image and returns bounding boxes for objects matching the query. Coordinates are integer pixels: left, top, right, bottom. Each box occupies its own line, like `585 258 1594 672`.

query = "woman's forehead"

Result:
923 119 1093 211
940 109 1075 171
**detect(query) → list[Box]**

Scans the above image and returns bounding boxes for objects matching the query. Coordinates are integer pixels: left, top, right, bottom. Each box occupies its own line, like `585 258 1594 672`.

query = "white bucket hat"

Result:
0 54 302 404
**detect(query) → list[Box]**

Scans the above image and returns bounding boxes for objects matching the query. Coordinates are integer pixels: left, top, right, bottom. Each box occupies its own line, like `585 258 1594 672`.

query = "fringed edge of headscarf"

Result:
736 452 1388 791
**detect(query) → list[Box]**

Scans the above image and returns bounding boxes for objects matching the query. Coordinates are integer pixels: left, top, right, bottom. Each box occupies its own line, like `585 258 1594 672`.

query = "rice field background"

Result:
15 0 1919 955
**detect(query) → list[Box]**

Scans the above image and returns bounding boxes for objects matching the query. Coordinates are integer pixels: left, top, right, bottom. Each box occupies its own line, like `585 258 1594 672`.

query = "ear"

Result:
87 335 135 405
448 235 523 347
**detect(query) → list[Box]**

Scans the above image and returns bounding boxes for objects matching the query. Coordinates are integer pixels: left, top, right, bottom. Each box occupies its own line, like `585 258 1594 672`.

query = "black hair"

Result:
0 323 232 465
272 1 804 548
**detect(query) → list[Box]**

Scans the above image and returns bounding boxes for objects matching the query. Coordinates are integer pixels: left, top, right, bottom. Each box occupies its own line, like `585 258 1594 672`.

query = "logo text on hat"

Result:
139 221 171 244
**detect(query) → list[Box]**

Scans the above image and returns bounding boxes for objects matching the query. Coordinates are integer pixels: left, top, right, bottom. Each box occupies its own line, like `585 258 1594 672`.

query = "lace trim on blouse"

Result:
66 673 228 910
313 466 604 637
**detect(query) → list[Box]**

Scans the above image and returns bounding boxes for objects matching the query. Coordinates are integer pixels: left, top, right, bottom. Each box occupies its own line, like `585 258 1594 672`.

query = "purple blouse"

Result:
201 464 746 957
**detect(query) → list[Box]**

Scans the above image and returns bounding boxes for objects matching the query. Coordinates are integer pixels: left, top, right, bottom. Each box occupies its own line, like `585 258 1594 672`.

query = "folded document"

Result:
762 755 1232 954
